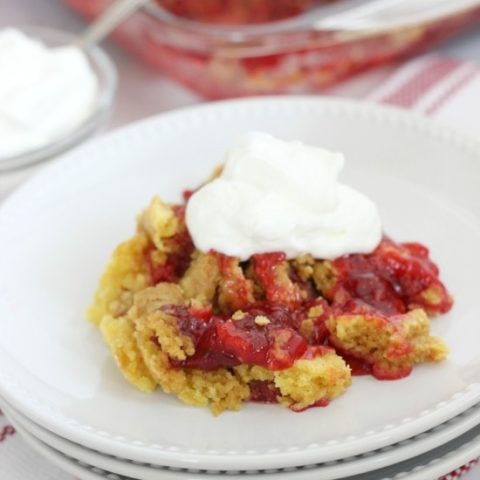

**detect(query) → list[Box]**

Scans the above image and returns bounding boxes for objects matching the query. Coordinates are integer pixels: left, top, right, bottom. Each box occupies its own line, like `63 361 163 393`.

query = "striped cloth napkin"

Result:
0 54 479 479
367 54 480 140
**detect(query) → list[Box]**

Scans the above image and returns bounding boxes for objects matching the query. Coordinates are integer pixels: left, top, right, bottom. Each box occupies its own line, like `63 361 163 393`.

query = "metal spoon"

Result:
76 0 151 50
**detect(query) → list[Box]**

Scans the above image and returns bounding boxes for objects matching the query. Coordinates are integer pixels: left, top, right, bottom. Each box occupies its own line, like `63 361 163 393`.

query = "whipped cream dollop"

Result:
186 132 382 260
0 28 99 159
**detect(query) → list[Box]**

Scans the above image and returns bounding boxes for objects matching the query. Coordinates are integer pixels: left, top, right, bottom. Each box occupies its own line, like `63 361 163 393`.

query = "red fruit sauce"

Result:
144 205 452 386
165 303 332 371
329 237 453 316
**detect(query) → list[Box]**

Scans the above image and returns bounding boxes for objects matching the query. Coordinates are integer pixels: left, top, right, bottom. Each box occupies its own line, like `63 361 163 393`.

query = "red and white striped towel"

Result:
367 54 480 140
0 409 68 479
0 55 479 479
440 460 480 480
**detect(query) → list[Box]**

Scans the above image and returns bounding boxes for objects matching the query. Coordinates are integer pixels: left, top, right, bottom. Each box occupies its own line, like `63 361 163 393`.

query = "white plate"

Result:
0 97 479 470
3 398 480 480
8 404 480 480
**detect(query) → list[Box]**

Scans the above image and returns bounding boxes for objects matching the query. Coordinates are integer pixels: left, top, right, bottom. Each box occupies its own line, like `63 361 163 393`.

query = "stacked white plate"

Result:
0 97 479 480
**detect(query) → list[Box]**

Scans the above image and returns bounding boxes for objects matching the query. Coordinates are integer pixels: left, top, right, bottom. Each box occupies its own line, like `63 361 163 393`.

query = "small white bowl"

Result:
0 26 117 172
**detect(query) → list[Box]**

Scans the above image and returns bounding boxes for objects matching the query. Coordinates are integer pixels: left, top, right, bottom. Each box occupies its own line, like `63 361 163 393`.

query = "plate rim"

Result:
6 400 480 480
4 397 480 479
0 96 480 470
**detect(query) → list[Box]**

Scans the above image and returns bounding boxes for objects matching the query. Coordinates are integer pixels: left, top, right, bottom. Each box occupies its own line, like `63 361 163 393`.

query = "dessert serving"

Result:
89 133 452 415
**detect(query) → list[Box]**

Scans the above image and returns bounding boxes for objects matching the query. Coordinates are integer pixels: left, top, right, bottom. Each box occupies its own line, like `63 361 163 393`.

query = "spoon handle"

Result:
77 0 151 50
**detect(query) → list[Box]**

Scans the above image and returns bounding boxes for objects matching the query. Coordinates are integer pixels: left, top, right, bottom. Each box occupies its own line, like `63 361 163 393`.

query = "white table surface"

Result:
1 1 480 479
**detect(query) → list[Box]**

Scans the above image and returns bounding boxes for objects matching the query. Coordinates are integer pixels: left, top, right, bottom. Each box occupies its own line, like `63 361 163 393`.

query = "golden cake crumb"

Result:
232 310 246 320
326 309 448 379
99 315 157 393
180 252 220 304
139 197 179 251
254 315 271 326
87 233 149 326
275 354 351 411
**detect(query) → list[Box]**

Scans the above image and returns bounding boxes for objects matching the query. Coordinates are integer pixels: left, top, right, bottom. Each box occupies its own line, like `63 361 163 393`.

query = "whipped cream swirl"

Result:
186 132 382 260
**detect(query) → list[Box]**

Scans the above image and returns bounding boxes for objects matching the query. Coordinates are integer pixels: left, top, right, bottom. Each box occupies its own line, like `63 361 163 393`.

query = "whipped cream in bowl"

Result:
186 132 382 260
0 27 116 171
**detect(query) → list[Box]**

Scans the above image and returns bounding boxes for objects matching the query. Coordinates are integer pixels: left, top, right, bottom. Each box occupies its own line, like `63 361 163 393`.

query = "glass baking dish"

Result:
63 0 480 98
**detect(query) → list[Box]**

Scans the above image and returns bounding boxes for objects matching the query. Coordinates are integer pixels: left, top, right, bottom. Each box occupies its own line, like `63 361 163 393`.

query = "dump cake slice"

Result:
89 133 451 414
90 194 449 414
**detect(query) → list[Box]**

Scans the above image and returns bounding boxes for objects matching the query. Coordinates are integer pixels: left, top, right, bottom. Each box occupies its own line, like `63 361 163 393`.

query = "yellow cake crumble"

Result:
89 177 452 414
